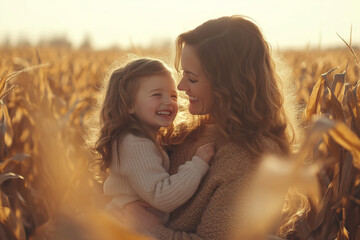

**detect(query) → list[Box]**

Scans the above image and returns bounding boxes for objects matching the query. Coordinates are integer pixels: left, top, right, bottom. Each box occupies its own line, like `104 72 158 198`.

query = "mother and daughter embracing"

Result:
90 15 297 240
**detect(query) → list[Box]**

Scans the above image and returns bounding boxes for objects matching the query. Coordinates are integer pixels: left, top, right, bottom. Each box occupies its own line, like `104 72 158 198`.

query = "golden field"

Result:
0 45 359 240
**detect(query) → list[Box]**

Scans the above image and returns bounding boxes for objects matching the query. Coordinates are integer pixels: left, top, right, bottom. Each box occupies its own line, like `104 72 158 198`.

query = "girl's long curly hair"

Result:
92 58 174 172
175 15 295 156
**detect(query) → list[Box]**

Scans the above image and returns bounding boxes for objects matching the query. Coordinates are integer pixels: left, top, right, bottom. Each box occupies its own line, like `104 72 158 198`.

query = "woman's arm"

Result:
149 177 244 240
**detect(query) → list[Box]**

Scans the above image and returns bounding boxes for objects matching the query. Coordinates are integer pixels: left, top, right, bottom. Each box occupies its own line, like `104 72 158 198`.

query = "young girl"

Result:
94 58 214 225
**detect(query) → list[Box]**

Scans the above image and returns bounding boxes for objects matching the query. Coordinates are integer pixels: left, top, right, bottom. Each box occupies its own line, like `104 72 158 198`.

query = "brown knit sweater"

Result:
150 125 264 240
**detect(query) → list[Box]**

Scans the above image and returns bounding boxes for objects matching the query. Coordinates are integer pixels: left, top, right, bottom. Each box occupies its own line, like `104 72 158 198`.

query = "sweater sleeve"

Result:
122 138 209 213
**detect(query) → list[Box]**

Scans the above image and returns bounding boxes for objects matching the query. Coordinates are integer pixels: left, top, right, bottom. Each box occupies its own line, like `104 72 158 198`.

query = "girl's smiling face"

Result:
129 73 178 135
177 44 213 116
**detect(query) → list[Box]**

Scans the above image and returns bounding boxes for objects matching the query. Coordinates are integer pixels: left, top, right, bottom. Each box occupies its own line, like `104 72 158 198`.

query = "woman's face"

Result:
177 44 213 115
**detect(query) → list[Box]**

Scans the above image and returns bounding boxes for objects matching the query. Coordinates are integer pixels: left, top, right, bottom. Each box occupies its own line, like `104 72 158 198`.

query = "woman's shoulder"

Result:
216 137 282 160
216 142 253 163
212 139 283 176
212 142 260 176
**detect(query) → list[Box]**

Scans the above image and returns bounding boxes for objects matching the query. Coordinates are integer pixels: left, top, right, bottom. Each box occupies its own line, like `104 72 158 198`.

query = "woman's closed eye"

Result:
189 78 198 83
182 70 198 83
183 71 198 83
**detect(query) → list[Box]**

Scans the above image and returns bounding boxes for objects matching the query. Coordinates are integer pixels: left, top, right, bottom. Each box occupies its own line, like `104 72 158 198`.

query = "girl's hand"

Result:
195 143 215 163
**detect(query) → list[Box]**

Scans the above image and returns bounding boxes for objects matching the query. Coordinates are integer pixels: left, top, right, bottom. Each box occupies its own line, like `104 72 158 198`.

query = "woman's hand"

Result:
121 201 162 231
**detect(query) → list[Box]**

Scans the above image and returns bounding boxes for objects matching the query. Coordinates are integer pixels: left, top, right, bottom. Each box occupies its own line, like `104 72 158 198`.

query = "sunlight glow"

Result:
0 0 359 49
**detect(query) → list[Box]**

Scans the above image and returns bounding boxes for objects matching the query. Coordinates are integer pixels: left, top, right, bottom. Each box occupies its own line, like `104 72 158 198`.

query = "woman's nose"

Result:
177 77 187 91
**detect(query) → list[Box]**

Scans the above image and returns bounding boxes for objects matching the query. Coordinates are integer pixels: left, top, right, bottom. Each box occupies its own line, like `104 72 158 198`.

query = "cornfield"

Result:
0 44 359 240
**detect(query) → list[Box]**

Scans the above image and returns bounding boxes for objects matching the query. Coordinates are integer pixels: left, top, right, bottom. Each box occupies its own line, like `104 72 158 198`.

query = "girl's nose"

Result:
163 95 172 105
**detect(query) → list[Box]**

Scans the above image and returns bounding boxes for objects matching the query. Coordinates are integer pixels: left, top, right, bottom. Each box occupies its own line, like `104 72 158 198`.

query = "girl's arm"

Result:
122 137 209 213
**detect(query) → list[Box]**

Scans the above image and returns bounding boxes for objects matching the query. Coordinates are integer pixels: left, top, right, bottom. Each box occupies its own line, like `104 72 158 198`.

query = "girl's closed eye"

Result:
152 93 161 97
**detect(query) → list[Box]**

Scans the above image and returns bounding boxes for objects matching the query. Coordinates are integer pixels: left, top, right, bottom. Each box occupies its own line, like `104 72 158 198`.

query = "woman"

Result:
122 15 294 240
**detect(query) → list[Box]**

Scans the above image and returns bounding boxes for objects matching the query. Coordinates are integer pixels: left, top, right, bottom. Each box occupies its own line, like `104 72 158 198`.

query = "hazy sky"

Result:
1 0 359 50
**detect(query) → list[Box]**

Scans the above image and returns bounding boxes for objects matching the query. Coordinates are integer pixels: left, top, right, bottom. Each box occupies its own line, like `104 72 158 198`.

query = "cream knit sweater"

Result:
103 133 209 213
150 125 267 240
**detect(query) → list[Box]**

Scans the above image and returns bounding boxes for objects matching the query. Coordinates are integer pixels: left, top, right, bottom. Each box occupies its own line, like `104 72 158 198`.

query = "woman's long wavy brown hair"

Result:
92 58 174 171
175 15 294 156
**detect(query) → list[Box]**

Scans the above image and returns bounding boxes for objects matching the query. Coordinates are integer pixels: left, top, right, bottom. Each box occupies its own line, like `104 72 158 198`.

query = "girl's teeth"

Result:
157 111 171 116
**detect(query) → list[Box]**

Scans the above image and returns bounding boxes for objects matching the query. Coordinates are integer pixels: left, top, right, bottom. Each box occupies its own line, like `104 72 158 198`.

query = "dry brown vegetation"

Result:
0 45 359 240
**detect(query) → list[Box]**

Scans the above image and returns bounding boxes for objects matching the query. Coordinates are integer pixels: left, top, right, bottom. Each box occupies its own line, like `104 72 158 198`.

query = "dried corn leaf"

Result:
1 209 26 240
305 76 325 121
347 86 360 135
322 134 340 162
6 63 50 83
337 221 350 240
356 84 360 128
312 183 334 230
337 32 360 70
355 227 360 240
328 91 345 121
0 71 8 98
327 121 360 169
0 172 24 185
338 153 353 199
0 203 26 240
0 114 6 161
0 184 26 240
291 217 315 240
0 224 11 240
331 71 346 102
332 162 341 202
295 117 335 164
0 85 15 102
322 74 345 122
1 105 14 148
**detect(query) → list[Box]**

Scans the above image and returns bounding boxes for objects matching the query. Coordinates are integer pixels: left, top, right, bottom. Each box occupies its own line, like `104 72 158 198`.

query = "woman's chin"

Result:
188 105 208 115
188 109 198 115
